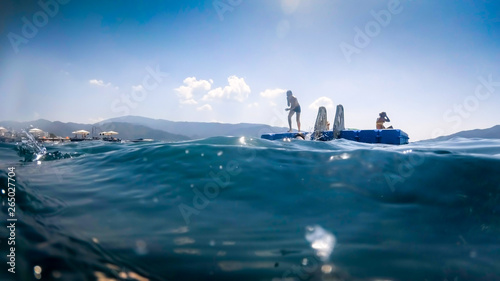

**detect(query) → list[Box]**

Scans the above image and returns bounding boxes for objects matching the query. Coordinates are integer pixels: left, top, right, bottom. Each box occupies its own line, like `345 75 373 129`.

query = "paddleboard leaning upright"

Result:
332 104 345 139
312 106 329 141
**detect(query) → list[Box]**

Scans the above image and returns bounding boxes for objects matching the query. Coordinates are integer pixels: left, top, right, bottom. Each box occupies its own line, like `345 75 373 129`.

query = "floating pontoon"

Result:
261 105 409 145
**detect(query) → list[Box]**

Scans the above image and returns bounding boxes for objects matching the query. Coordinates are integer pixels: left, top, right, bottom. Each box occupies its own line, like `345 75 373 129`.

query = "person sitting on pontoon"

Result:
376 112 393 129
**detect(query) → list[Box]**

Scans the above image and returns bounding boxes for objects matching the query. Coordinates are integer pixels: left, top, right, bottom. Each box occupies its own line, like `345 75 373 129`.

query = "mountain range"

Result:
1 116 498 141
431 125 500 141
0 116 288 141
98 116 287 139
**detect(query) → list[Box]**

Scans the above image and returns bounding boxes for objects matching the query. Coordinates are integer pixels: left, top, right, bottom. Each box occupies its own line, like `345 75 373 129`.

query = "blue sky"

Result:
1 0 499 140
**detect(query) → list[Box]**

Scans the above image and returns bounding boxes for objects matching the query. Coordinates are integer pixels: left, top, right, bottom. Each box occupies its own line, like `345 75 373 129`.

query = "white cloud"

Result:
202 76 251 102
132 85 144 91
197 104 213 111
181 99 198 105
89 79 112 87
175 77 212 104
248 102 259 108
89 117 105 123
260 88 286 99
309 97 334 109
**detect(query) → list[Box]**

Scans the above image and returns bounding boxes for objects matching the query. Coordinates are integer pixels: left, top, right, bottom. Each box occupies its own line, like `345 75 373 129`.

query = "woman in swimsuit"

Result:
376 112 391 129
285 90 301 132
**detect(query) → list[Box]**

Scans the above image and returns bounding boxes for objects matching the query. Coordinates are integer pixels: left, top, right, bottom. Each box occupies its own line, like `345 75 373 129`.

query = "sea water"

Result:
1 136 500 281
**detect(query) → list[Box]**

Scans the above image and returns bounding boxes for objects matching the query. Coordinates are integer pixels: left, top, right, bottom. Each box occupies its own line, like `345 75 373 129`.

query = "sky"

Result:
0 0 499 141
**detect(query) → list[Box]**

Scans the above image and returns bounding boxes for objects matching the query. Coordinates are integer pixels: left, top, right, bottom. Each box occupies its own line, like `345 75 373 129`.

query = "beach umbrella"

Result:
99 131 118 136
29 128 43 133
72 130 90 135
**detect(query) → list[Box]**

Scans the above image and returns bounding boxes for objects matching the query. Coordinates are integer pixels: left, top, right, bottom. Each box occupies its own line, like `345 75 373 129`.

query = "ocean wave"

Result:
0 137 499 280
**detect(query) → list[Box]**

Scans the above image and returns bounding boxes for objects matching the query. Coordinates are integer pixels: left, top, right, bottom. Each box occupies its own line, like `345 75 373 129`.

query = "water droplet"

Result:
217 151 223 156
209 240 215 246
185 150 189 154
34 265 42 279
135 240 148 255
219 165 223 170
340 153 350 160
174 237 195 245
321 264 334 274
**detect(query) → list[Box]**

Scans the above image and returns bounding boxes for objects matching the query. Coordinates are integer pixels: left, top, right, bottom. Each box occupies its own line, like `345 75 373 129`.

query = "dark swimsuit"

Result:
293 105 301 113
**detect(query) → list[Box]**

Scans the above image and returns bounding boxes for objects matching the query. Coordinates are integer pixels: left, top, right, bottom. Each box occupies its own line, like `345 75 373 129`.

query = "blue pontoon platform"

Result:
261 129 409 145
262 104 409 144
339 129 409 145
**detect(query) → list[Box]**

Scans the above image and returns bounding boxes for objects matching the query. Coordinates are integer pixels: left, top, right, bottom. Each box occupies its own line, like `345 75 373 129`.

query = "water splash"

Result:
16 129 47 161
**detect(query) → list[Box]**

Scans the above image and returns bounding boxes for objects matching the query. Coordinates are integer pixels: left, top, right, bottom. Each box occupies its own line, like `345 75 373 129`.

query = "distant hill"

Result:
0 120 190 141
99 116 288 139
0 119 92 136
0 116 288 141
432 125 500 141
98 122 189 141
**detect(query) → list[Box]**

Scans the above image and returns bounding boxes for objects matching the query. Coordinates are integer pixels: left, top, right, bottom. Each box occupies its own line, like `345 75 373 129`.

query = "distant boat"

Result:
102 137 121 142
100 131 121 142
130 138 154 143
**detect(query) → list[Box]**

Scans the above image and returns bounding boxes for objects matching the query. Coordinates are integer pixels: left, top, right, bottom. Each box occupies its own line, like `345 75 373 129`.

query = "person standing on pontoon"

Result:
285 90 301 132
